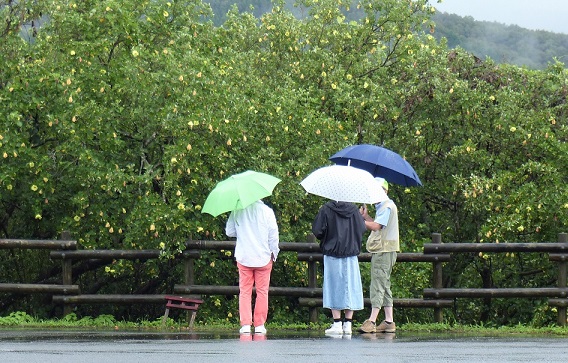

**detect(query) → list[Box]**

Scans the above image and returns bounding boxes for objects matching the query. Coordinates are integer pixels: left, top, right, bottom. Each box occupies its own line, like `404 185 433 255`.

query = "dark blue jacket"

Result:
312 201 366 257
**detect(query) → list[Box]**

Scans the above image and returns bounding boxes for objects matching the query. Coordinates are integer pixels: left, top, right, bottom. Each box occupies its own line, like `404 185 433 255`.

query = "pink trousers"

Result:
237 260 273 327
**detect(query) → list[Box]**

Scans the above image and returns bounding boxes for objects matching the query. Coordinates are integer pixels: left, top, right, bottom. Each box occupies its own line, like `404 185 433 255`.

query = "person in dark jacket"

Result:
312 200 367 335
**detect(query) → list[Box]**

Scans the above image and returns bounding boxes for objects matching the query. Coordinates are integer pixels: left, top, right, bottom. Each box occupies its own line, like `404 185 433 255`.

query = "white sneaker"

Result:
325 322 343 335
254 325 267 334
239 325 251 334
342 321 352 335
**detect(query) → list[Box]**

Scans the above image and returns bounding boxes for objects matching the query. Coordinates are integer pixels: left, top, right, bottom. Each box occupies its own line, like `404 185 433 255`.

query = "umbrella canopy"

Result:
202 170 281 217
329 144 422 187
300 165 388 204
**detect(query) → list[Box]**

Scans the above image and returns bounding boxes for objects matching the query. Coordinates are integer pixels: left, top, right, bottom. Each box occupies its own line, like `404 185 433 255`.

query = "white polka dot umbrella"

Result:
300 165 388 204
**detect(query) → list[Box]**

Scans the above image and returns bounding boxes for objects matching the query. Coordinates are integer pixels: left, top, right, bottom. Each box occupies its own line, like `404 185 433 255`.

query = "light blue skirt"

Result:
322 255 364 311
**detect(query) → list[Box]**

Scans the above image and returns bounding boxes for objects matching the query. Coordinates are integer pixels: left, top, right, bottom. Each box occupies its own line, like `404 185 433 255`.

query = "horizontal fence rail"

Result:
297 297 454 308
50 250 162 260
174 285 323 298
0 239 77 250
0 283 79 295
297 252 451 263
424 242 568 254
49 250 201 260
53 294 169 305
185 240 323 252
424 288 568 298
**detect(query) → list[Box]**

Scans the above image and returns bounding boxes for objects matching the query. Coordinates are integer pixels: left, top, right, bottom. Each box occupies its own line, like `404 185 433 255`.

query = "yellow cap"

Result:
375 177 389 191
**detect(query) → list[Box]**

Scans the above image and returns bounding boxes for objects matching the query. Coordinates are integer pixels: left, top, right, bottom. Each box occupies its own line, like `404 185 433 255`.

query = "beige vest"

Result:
366 199 400 253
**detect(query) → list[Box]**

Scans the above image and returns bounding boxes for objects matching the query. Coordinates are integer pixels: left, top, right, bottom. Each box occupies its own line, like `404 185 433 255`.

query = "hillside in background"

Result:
205 1 568 69
432 12 568 69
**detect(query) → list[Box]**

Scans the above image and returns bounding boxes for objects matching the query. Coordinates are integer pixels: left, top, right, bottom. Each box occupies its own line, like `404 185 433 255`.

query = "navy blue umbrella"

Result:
329 144 422 187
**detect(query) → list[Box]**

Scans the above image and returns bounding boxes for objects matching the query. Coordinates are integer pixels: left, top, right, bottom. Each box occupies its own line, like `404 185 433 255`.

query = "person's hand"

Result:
359 204 367 216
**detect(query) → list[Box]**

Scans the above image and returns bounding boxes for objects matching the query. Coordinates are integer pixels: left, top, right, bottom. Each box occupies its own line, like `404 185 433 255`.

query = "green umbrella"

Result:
201 170 281 217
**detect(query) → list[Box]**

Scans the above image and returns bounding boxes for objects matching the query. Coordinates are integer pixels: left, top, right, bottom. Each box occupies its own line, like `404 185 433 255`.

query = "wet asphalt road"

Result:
1 329 567 363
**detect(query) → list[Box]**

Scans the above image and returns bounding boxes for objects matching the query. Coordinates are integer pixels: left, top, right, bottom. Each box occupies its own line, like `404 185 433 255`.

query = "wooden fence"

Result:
423 232 568 326
172 235 452 323
1 232 567 325
0 233 80 299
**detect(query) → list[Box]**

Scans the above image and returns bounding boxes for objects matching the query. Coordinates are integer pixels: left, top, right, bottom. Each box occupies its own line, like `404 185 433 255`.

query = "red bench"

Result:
162 295 204 327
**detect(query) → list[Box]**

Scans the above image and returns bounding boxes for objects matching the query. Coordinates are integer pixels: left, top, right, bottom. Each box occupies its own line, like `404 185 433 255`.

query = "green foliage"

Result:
0 0 567 327
400 322 568 336
0 311 36 325
2 311 567 336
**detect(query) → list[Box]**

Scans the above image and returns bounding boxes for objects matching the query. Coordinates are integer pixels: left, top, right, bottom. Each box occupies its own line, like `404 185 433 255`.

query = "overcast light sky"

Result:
433 0 568 35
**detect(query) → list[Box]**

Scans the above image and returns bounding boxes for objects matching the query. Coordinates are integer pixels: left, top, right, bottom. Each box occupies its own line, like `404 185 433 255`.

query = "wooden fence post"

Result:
306 234 319 323
184 239 195 286
431 233 444 323
184 237 197 325
60 230 73 316
557 233 567 326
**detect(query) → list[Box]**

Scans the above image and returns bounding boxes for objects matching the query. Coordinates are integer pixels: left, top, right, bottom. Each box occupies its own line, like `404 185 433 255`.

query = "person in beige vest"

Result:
357 177 399 333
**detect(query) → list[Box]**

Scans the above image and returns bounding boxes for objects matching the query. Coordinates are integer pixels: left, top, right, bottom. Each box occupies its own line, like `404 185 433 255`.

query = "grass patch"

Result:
1 312 567 336
400 322 568 336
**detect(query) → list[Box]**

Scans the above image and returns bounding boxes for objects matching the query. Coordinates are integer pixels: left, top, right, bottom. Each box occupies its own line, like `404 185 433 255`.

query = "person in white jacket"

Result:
226 200 279 335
